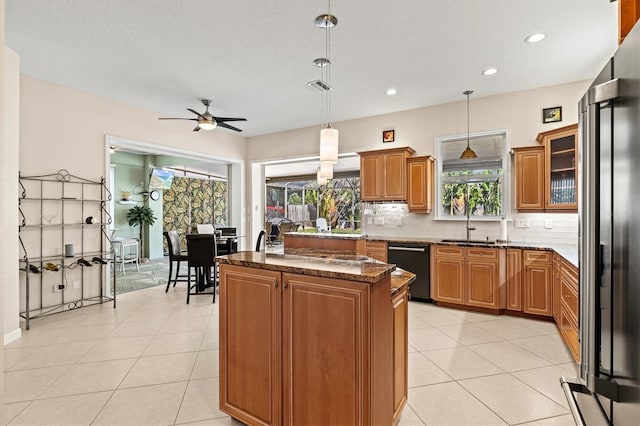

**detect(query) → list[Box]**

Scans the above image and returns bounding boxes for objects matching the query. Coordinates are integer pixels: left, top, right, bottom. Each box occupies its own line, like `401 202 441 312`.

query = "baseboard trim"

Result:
4 327 22 345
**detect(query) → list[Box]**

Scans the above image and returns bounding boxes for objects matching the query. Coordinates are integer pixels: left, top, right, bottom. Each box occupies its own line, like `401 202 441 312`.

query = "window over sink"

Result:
434 129 509 220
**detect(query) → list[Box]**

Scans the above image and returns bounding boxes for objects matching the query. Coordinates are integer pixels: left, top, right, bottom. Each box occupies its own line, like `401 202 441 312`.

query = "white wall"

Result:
16 76 249 313
1 1 6 406
3 47 21 345
247 80 590 244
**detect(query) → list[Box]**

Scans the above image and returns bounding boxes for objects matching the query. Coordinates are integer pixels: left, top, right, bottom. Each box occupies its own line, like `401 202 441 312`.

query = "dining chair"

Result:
197 224 215 234
163 231 188 292
185 233 217 304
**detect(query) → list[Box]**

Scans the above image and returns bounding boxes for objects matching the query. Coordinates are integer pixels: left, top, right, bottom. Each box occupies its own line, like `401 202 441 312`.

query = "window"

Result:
265 175 361 231
435 130 509 220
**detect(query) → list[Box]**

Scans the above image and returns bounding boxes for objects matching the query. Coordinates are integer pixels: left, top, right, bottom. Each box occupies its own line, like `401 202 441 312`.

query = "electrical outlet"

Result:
73 280 80 290
544 218 553 229
367 217 373 225
373 216 384 225
515 219 525 228
524 219 530 228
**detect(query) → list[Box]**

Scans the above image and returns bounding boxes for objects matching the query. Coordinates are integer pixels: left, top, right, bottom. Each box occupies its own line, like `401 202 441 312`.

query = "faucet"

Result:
466 218 476 241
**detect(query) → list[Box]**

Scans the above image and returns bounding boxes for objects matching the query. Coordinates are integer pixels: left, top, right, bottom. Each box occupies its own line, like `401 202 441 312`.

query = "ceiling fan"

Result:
158 99 247 132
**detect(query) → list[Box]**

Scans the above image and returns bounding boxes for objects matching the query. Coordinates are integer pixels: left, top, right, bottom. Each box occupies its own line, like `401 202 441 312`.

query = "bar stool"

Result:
112 237 140 274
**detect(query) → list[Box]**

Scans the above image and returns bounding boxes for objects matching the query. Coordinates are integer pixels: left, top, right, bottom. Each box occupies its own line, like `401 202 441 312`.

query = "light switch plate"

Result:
544 219 553 229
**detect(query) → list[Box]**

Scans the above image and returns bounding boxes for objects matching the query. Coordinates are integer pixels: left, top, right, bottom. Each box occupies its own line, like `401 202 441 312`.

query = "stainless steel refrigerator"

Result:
560 20 640 426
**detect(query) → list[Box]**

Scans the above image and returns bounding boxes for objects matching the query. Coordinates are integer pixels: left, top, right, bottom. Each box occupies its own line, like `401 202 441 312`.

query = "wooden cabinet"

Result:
559 257 579 362
513 146 545 210
359 147 415 201
523 250 553 316
406 156 435 213
220 266 282 426
432 245 505 310
514 124 578 212
552 253 562 322
538 124 578 211
619 0 640 44
466 247 503 310
391 286 408 424
219 264 396 425
432 245 465 305
365 240 388 263
506 248 523 311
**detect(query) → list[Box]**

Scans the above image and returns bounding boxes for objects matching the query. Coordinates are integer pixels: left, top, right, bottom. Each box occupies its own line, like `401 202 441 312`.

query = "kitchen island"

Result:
216 251 414 425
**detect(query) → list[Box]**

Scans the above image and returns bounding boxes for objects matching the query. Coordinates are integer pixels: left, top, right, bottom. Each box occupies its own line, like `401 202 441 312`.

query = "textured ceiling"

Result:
6 0 618 138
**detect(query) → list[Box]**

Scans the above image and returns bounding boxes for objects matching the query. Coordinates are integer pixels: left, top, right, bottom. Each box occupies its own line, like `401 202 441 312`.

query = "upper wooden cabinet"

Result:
514 124 578 212
359 147 415 202
513 146 545 210
619 0 640 44
406 156 435 213
538 124 578 211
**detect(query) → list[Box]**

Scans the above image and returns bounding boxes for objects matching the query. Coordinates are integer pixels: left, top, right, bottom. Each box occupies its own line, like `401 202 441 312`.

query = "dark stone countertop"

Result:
365 236 578 267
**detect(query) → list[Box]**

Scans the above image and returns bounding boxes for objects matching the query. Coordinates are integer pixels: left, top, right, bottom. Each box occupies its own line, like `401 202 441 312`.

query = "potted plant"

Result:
126 205 157 261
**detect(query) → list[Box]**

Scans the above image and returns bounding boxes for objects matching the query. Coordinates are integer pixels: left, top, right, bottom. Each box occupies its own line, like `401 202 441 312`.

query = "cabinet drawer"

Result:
560 258 579 283
366 241 387 251
560 276 579 323
434 245 464 257
523 250 552 264
559 305 580 362
466 247 498 259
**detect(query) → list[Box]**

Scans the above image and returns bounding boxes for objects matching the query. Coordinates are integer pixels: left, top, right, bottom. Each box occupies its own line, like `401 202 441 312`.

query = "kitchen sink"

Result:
440 239 497 245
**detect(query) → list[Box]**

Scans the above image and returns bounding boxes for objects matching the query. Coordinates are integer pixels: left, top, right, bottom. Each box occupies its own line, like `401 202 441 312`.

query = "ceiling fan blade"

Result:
187 108 204 118
212 116 247 123
218 122 243 132
158 117 198 121
193 125 201 132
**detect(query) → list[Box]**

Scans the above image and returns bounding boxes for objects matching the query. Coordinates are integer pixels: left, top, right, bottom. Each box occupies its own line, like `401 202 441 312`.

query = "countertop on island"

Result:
216 251 394 283
283 232 364 239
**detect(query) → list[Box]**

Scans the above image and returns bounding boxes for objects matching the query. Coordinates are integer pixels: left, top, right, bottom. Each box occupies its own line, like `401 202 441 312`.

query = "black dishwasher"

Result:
387 243 430 302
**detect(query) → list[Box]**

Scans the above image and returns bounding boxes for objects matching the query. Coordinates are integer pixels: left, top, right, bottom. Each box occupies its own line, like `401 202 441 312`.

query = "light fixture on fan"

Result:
316 0 339 169
460 90 478 160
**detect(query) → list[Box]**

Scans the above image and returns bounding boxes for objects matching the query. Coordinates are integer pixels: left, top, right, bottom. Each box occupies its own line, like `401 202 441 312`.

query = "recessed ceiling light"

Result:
525 33 546 43
385 88 397 96
481 68 498 76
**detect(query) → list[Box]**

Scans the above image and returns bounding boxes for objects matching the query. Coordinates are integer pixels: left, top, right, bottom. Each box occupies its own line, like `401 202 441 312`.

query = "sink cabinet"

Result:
359 147 415 202
432 245 505 310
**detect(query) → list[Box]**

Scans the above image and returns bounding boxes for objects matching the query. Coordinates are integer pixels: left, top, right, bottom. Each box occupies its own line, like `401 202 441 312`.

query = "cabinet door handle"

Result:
275 281 278 288
284 282 288 289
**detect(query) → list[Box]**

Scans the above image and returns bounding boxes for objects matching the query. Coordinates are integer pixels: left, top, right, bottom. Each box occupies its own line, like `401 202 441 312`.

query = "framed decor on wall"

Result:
382 129 395 143
542 106 562 123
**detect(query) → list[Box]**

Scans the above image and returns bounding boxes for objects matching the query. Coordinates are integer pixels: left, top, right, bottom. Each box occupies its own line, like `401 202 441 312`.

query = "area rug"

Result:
114 258 183 294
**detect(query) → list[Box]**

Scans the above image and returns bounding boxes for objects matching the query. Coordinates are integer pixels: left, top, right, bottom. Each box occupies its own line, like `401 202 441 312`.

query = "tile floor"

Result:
3 284 577 425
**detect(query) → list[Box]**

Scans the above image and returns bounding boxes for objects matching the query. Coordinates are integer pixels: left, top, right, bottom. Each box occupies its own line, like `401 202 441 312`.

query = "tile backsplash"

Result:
362 202 578 245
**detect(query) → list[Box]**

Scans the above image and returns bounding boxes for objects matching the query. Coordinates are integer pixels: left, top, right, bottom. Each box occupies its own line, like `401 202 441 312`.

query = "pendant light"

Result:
460 90 478 160
317 1 339 165
317 168 327 186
